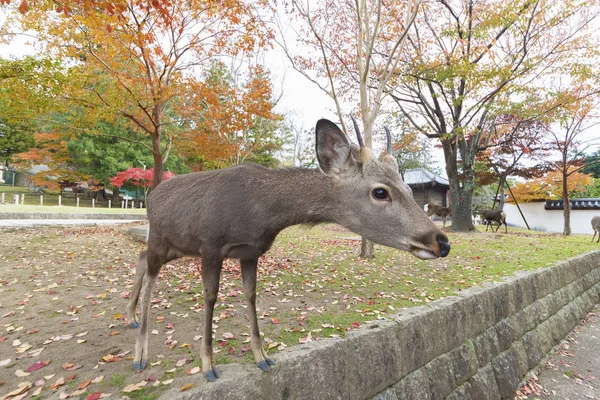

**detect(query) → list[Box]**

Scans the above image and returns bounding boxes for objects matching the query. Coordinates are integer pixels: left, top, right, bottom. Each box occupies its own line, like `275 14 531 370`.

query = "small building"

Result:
403 168 450 209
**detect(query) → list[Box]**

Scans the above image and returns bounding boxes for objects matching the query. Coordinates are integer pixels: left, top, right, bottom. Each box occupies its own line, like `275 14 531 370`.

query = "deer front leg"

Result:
126 250 147 328
241 258 275 372
200 257 223 382
133 270 157 371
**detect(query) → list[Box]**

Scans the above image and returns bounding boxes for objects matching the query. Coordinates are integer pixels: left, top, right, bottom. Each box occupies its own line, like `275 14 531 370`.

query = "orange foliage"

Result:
13 131 89 189
176 64 280 169
509 169 593 203
9 0 275 187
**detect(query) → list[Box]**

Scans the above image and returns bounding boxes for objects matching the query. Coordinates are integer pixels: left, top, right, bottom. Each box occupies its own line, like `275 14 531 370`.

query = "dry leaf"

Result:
50 376 65 390
186 366 201 375
2 381 32 398
179 383 197 392
77 379 91 390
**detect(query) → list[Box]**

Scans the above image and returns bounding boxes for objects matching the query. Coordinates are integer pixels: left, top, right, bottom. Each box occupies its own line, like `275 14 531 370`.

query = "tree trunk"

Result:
442 137 475 231
449 186 476 231
151 128 163 189
112 188 121 204
360 238 375 258
151 106 164 189
563 170 571 235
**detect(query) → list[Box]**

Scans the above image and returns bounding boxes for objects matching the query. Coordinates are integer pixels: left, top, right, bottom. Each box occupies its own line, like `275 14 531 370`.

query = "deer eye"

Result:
372 187 389 200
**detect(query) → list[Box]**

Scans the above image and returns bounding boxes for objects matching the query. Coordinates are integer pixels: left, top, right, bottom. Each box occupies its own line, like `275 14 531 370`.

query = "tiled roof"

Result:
545 198 600 210
403 168 449 187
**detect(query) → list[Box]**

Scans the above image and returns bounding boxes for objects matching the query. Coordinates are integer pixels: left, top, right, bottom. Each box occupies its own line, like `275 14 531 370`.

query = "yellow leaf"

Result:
179 383 197 392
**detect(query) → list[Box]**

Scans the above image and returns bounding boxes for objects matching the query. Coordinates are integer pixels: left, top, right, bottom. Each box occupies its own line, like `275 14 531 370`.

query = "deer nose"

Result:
437 234 451 257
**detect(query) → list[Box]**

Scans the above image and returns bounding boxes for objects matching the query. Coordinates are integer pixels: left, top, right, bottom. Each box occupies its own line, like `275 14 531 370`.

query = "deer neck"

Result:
268 168 339 231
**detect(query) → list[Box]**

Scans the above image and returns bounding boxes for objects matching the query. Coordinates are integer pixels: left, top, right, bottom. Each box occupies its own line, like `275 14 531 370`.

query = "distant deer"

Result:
426 203 452 228
125 119 451 382
481 209 507 233
591 216 600 243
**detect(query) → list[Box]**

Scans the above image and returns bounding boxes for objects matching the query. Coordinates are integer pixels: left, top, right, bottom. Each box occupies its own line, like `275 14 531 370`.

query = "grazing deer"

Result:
426 203 452 228
591 216 600 243
481 209 507 233
126 119 451 382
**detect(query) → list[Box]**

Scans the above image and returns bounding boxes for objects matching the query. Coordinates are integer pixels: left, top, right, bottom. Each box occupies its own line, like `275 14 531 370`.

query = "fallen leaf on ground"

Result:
179 383 197 392
26 360 50 372
122 381 147 393
77 379 91 390
2 381 32 399
50 376 65 390
186 366 201 375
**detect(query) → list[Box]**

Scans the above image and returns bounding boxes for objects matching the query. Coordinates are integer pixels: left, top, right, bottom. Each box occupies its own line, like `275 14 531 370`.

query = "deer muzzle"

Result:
408 232 451 260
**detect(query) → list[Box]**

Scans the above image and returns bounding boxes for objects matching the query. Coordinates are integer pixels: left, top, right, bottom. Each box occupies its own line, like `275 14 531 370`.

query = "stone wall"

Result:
166 251 600 400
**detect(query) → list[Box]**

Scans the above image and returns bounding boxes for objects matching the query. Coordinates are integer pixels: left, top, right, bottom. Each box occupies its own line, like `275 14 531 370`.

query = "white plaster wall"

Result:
504 202 600 235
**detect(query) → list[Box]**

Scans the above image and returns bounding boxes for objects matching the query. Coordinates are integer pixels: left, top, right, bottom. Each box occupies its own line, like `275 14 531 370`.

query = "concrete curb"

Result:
158 250 600 400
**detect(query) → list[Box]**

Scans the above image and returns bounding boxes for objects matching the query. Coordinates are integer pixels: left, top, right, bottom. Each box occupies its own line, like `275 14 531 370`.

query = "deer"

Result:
426 203 452 228
125 118 451 382
591 216 600 243
481 209 507 233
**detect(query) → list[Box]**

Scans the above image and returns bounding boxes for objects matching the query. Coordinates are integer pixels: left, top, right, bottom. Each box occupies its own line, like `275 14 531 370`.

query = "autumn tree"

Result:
477 115 551 210
175 61 282 171
110 167 174 201
7 0 274 188
282 0 421 257
389 0 600 231
510 169 593 203
67 122 190 195
543 94 600 235
13 129 90 190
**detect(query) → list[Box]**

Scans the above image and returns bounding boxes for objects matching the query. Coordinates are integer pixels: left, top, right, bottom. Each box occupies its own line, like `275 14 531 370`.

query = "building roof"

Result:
403 168 449 187
545 198 600 210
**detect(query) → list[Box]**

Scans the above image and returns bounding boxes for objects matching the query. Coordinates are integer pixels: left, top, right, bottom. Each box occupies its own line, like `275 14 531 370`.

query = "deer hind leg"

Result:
200 256 223 382
133 251 164 371
126 250 147 328
241 258 275 372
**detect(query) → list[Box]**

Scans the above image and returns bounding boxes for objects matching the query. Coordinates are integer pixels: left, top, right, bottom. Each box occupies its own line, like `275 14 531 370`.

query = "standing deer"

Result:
426 203 452 228
591 216 600 243
126 119 451 382
481 209 507 233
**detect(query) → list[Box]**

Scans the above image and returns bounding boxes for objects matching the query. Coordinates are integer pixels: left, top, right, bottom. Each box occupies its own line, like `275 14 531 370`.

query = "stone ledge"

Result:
158 251 600 400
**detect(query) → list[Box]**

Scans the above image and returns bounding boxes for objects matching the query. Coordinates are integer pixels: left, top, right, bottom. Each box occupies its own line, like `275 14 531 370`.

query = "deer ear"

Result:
315 119 354 177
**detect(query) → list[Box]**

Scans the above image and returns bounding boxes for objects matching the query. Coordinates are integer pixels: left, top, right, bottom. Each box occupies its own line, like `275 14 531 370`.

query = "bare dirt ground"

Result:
1 223 597 400
0 224 371 399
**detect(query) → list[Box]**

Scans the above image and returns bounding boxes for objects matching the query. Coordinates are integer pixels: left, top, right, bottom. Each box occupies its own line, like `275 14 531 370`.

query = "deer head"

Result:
316 118 450 259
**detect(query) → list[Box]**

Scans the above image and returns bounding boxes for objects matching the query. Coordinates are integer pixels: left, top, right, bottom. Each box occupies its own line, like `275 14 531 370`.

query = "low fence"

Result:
0 212 146 220
165 250 600 400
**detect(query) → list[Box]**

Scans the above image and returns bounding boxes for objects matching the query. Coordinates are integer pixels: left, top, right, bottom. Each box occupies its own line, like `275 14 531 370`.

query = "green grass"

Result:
157 224 600 366
110 374 125 387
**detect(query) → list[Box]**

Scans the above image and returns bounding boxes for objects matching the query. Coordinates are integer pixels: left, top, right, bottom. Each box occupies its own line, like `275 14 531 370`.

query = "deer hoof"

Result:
257 360 271 372
127 321 141 329
205 369 219 382
134 360 148 371
266 358 275 366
